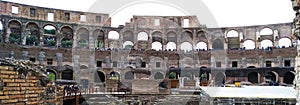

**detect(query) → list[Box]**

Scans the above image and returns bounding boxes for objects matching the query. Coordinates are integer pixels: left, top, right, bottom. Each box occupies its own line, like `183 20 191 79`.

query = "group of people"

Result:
63 84 80 96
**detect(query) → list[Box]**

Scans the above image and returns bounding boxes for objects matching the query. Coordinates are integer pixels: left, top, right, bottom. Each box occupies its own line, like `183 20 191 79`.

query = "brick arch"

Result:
7 19 23 27
181 30 193 42
166 31 177 43
283 71 295 84
123 30 134 42
94 70 106 83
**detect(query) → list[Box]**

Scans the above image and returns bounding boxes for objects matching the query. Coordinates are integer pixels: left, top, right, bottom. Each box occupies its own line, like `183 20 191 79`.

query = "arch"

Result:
24 22 40 46
108 30 119 40
212 39 224 50
196 31 207 42
167 31 177 42
76 27 89 48
8 20 22 44
166 42 176 50
243 40 256 49
226 30 239 37
46 70 56 81
43 25 57 47
278 38 292 48
94 29 105 48
124 71 134 80
60 26 73 48
94 71 105 83
260 39 273 48
109 71 120 80
195 42 207 51
283 72 295 84
152 41 162 51
123 30 134 42
180 42 193 52
181 31 193 42
123 41 134 49
247 72 260 84
137 31 148 41
260 27 273 35
214 72 225 86
265 71 278 83
62 69 73 80
152 31 163 42
154 72 164 79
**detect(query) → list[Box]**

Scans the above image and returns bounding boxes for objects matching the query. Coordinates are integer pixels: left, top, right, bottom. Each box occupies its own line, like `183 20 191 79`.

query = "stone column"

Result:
292 0 300 104
38 52 45 65
22 51 28 60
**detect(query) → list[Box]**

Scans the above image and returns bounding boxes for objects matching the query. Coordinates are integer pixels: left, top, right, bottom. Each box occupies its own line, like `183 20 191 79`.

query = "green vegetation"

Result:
26 35 38 45
47 73 55 81
61 40 72 48
44 29 55 34
169 72 177 79
9 34 20 44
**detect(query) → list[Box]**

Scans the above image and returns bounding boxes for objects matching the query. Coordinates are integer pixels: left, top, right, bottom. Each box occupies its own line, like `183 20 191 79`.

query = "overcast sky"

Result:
2 0 295 28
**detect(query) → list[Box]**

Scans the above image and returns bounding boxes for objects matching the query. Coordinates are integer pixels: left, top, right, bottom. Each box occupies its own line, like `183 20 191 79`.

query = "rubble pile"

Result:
0 58 62 105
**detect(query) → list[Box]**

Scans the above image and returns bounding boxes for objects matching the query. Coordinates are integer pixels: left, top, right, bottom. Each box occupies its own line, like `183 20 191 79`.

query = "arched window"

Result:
283 72 294 84
248 72 260 84
43 25 56 47
154 72 164 79
243 40 255 49
166 42 177 50
123 41 134 49
76 28 89 48
260 39 273 48
278 38 292 48
260 28 273 35
137 32 148 41
152 42 162 51
94 71 105 83
60 26 73 48
108 31 119 40
212 39 224 50
180 42 193 52
195 42 207 51
8 20 22 44
226 30 239 37
62 69 73 80
214 72 225 86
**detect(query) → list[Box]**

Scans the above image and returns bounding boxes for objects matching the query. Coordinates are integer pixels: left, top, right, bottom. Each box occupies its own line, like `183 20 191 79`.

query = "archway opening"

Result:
278 38 292 48
166 42 176 51
214 72 225 87
180 42 192 52
94 71 106 83
260 39 273 49
226 30 240 49
169 72 178 79
123 41 134 49
195 42 207 51
125 71 134 80
137 32 148 41
260 28 273 35
94 30 105 48
212 39 224 50
181 31 193 42
243 40 255 49
62 69 73 80
283 72 294 84
266 72 277 83
109 71 120 80
248 72 260 84
154 72 164 79
8 20 22 44
43 25 56 47
152 41 162 51
108 31 119 40
60 26 73 48
76 28 89 48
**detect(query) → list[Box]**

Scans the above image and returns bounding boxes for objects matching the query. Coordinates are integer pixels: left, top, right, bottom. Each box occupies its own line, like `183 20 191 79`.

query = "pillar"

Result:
292 0 300 104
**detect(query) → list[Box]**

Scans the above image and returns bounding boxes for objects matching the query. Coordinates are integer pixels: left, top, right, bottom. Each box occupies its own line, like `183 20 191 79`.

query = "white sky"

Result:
2 0 295 28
